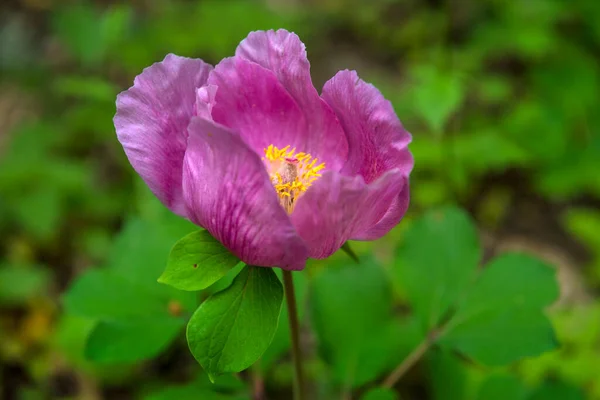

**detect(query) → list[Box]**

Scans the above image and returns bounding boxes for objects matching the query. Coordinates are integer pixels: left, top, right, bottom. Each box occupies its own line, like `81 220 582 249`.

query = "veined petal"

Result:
236 30 348 170
351 179 410 241
182 117 308 270
207 57 308 157
114 54 212 216
322 69 414 182
290 170 404 259
208 56 347 169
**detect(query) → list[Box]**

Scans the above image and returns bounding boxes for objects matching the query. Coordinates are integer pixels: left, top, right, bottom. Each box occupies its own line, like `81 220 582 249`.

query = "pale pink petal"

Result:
182 117 308 270
208 56 347 169
290 170 405 259
321 70 413 238
352 181 410 240
322 69 413 182
195 84 218 120
115 54 212 216
236 30 349 170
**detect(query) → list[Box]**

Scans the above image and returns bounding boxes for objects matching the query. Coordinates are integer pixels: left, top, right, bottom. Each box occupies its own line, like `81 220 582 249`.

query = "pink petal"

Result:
321 69 414 182
182 117 308 270
195 84 218 120
207 57 307 157
322 70 413 239
352 181 410 241
235 30 349 170
290 170 405 259
114 54 212 216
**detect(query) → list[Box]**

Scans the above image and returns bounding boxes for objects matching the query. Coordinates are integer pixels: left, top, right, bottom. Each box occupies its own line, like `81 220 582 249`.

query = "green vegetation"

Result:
1 0 599 399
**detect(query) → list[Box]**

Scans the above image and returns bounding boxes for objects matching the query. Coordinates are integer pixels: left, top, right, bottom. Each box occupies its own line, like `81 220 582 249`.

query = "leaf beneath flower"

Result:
187 265 283 380
158 230 241 291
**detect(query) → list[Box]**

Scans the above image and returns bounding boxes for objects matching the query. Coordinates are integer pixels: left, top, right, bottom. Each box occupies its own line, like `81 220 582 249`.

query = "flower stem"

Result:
251 363 265 400
282 270 305 400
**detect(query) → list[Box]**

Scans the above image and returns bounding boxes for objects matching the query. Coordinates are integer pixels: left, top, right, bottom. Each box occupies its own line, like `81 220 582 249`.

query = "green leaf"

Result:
311 257 417 388
12 185 62 241
51 2 131 66
85 318 184 363
394 207 481 329
456 253 558 312
452 130 529 174
158 230 240 291
63 269 175 321
145 387 245 400
143 373 247 400
0 265 50 305
503 101 567 163
62 215 198 365
360 387 398 400
105 217 197 310
52 315 97 366
527 381 585 400
411 65 465 134
187 265 283 380
101 4 132 51
204 263 246 296
118 0 299 73
52 76 118 102
51 3 106 65
107 217 195 284
563 208 600 254
52 315 135 379
427 349 467 400
440 253 559 365
476 374 528 400
145 387 237 400
445 310 556 366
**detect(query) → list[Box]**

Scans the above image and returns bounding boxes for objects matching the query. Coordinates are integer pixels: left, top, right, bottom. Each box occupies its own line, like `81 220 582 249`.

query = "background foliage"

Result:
1 0 599 399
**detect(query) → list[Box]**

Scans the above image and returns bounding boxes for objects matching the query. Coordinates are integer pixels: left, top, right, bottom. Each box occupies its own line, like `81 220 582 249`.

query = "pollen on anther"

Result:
263 144 325 208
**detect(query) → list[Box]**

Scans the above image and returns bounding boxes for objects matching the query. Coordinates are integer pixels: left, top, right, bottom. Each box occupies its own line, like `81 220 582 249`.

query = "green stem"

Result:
382 328 442 389
282 270 305 400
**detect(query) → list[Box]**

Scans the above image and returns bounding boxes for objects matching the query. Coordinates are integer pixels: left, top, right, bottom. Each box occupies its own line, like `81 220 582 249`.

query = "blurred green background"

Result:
1 0 599 399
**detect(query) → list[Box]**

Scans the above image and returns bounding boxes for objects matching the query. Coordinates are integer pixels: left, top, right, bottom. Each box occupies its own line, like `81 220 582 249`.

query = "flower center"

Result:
263 144 325 213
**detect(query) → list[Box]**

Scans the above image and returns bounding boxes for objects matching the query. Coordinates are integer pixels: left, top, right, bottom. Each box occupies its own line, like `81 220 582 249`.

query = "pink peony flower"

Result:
114 29 413 271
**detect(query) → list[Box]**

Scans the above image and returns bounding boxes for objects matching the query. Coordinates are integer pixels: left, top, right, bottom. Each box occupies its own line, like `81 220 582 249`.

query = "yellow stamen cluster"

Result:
263 144 325 211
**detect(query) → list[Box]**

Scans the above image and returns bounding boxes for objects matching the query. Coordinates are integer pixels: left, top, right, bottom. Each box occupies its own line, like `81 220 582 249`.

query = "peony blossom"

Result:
114 29 413 271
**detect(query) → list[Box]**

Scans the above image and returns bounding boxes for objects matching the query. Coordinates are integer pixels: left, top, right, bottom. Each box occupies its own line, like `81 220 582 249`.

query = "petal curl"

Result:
114 54 212 216
290 170 405 259
195 84 218 120
208 57 306 155
182 117 308 270
238 30 350 170
322 69 414 182
351 180 410 241
207 56 346 169
236 29 309 99
236 30 348 170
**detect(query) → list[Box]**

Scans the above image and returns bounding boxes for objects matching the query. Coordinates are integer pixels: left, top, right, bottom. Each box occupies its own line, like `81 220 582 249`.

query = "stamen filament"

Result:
263 144 326 213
